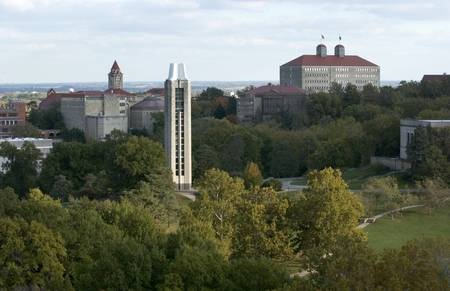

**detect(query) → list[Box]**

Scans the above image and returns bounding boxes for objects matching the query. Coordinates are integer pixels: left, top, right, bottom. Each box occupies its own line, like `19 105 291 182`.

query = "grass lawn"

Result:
365 202 450 251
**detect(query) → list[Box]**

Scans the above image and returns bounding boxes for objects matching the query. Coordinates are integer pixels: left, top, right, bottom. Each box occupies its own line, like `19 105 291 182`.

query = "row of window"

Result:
305 79 328 84
355 74 377 79
306 86 330 91
355 80 376 84
0 120 19 126
305 73 328 78
304 67 328 72
356 67 378 72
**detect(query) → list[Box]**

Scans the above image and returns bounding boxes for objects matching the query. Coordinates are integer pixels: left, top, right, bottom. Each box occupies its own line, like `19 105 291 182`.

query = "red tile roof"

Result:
39 89 128 110
103 88 134 96
422 74 449 82
250 85 305 96
282 55 378 67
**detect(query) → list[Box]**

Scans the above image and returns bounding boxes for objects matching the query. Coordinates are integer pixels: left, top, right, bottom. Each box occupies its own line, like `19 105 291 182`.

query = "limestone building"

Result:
400 119 450 160
164 63 192 191
280 44 380 92
44 61 144 140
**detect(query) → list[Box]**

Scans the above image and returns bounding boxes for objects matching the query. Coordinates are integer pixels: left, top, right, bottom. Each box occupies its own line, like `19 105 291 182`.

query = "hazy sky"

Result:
0 0 449 83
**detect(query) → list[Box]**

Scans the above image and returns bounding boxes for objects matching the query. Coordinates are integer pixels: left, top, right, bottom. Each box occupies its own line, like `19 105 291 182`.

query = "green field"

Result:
365 202 450 251
291 166 411 190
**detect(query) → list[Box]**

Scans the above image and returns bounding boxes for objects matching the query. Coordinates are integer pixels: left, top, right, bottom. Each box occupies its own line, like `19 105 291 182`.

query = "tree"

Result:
198 87 225 101
226 258 290 291
375 241 449 290
0 141 41 197
28 105 65 130
416 179 450 214
61 128 86 143
343 83 361 107
11 122 41 138
290 168 365 266
232 187 292 259
309 235 377 290
243 162 263 188
213 104 227 119
361 176 413 216
193 169 245 242
0 217 69 290
50 175 74 201
123 181 178 226
262 178 282 191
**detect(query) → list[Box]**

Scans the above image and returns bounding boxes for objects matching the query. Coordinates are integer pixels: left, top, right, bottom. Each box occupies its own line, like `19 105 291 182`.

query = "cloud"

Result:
0 0 449 82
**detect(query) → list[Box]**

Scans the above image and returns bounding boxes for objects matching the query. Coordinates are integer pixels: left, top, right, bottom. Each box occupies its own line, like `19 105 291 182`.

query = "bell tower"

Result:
108 60 123 90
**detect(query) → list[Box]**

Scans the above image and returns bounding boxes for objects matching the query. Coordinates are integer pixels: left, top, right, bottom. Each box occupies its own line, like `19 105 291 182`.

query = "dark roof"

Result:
250 85 305 96
111 60 121 71
422 74 449 82
131 97 165 111
282 55 378 67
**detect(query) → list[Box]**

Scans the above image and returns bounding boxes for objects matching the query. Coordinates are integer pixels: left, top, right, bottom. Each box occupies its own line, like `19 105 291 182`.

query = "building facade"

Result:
237 84 305 122
129 97 165 133
0 102 26 138
400 119 450 160
164 63 192 191
280 44 380 92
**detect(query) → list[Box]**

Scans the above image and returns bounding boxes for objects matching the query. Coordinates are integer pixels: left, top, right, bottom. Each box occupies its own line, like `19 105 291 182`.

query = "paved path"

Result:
357 204 424 229
277 177 307 192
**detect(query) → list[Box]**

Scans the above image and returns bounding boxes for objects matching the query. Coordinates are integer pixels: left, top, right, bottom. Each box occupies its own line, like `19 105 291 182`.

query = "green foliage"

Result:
11 122 41 138
0 217 69 290
290 168 365 266
232 187 291 258
114 136 168 189
243 162 262 188
28 105 65 130
60 127 86 143
0 141 41 197
193 169 292 259
361 176 417 215
39 135 171 198
198 87 225 100
262 178 282 191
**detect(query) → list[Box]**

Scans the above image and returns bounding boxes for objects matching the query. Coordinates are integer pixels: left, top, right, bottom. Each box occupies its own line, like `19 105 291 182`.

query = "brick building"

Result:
0 102 26 138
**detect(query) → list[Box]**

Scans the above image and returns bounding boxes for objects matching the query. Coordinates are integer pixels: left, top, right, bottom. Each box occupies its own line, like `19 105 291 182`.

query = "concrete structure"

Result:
237 85 305 122
370 156 411 171
0 102 26 138
280 44 380 92
130 97 165 133
164 63 192 191
400 119 450 160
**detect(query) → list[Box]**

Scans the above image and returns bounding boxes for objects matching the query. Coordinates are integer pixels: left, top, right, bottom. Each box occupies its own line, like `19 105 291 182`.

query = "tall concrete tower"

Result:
108 60 123 90
164 63 192 191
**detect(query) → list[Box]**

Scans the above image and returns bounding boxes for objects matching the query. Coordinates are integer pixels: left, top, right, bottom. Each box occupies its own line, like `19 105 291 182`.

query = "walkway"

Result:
357 204 424 229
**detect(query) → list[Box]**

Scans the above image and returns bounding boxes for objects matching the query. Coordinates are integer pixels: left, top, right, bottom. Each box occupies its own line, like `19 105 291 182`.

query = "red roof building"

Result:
280 44 380 92
422 74 449 82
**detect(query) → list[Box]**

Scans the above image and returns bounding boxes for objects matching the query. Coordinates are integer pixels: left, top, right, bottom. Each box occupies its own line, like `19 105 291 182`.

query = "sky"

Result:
0 0 449 83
